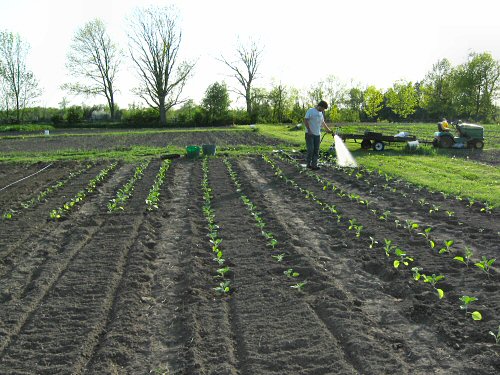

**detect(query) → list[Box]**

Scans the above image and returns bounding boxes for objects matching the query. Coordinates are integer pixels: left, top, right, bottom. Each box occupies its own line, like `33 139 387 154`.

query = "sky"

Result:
1 0 500 109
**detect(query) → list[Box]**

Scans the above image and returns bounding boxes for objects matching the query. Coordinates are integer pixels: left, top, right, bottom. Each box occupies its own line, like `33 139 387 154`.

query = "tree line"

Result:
1 5 499 127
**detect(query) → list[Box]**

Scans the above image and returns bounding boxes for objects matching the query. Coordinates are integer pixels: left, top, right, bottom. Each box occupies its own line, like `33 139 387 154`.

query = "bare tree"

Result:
219 39 263 118
63 19 121 120
128 6 195 126
0 30 41 123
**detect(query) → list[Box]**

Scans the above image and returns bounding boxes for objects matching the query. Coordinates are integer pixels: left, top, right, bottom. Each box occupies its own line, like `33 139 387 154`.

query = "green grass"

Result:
355 152 499 206
0 124 56 133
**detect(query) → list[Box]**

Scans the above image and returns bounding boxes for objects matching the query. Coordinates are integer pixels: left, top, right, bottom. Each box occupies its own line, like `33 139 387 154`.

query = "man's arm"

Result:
322 120 332 133
304 117 311 134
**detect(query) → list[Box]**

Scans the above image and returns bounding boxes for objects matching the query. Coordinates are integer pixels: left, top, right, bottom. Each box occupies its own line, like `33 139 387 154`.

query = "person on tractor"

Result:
438 118 450 132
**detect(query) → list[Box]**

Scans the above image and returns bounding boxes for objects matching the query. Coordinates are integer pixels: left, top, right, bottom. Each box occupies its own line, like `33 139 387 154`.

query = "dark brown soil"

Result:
0 151 499 374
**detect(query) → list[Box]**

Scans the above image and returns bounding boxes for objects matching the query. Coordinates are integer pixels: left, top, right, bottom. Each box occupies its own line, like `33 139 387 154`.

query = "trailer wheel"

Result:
373 141 385 151
361 139 372 149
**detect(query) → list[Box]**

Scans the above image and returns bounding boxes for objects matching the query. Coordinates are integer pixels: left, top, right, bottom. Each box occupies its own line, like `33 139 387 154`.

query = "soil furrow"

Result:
210 158 358 374
237 156 499 374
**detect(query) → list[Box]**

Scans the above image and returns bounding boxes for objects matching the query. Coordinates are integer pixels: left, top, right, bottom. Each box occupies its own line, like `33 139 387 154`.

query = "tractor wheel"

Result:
361 139 372 149
473 140 484 149
432 138 439 148
439 136 453 148
373 141 385 151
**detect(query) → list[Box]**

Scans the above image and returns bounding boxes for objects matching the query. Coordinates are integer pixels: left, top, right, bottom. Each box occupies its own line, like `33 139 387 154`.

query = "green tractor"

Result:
433 121 484 149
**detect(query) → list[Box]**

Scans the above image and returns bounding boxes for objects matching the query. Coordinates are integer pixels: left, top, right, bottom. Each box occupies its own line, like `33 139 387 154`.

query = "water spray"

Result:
333 134 357 168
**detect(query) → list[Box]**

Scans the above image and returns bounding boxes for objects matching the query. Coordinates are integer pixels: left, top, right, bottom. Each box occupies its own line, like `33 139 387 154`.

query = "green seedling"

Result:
272 253 285 262
262 231 274 240
394 219 402 228
446 210 455 217
379 210 390 221
418 227 435 248
459 295 482 321
411 267 423 281
284 268 300 278
489 325 500 345
215 266 231 278
481 202 493 214
404 219 419 234
474 256 496 277
453 247 473 267
290 281 307 291
383 239 396 257
439 240 454 254
348 218 357 230
418 227 432 240
418 198 427 206
393 248 414 268
214 251 225 266
214 280 231 294
422 274 445 299
369 236 378 249
267 238 278 249
210 238 222 252
429 204 440 214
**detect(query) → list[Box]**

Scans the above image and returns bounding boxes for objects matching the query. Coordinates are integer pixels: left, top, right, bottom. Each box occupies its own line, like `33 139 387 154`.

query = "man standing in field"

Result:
304 100 332 170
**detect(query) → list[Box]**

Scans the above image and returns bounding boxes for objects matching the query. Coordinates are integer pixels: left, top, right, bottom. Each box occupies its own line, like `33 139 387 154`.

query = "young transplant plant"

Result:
459 295 482 321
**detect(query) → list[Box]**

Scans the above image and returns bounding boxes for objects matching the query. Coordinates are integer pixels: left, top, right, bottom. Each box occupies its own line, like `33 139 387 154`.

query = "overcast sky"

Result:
1 0 500 109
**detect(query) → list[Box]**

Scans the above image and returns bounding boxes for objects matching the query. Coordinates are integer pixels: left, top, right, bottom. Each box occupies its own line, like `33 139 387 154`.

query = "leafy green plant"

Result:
393 248 413 268
474 256 496 277
369 236 378 249
459 295 482 321
404 219 419 234
383 239 396 257
439 240 454 254
348 219 363 237
379 210 390 221
272 253 285 262
429 204 440 214
489 325 500 345
215 266 231 278
214 280 231 294
422 274 445 299
454 247 473 267
411 267 423 281
418 227 435 248
481 202 494 214
290 281 307 291
284 268 300 278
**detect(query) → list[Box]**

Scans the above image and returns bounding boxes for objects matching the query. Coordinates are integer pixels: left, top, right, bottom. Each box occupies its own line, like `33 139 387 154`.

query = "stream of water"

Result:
334 135 357 168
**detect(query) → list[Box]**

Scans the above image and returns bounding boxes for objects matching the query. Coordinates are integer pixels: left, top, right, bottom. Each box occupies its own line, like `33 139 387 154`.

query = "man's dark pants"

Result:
305 133 320 167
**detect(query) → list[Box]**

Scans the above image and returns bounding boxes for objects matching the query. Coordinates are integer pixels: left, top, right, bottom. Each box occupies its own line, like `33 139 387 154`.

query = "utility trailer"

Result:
338 131 417 151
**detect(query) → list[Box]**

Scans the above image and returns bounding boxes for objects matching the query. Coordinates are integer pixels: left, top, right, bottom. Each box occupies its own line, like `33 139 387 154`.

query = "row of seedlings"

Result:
2 163 93 220
262 155 500 341
145 159 171 211
223 157 306 291
331 158 494 215
278 153 496 281
107 160 150 212
201 157 231 294
49 162 118 220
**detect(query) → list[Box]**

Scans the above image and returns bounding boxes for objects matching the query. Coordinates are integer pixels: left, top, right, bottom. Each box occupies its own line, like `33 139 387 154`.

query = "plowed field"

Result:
0 153 499 374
